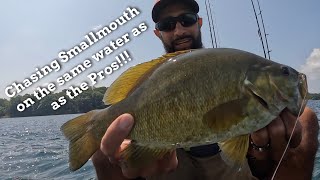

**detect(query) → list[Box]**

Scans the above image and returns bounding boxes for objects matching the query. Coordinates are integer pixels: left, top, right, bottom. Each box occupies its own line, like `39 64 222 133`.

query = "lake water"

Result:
1 100 320 180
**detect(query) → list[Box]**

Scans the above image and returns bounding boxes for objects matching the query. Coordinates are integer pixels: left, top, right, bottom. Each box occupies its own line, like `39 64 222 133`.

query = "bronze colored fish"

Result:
61 48 308 171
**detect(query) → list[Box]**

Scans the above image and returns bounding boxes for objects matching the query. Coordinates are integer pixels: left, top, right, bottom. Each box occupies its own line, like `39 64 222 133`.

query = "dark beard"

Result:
162 32 203 53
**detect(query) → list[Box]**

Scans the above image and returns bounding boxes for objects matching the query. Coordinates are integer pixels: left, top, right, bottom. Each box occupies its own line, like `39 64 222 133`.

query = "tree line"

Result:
309 93 320 100
0 90 319 118
0 87 108 118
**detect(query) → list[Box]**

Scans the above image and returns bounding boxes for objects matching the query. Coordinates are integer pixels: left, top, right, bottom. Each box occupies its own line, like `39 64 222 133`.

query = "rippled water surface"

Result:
1 101 319 179
0 114 95 180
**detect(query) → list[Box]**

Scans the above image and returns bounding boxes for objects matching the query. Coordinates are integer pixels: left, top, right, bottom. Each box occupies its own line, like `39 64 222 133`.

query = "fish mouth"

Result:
282 73 308 117
294 73 308 116
298 73 308 100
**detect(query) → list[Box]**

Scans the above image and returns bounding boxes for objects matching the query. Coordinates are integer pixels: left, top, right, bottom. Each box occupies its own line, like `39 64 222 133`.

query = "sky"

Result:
0 0 319 103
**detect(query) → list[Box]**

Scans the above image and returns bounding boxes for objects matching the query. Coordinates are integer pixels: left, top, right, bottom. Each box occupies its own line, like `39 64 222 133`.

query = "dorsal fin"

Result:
103 50 192 105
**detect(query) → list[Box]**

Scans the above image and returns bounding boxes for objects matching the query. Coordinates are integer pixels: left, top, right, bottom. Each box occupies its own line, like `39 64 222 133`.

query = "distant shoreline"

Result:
309 93 320 100
0 87 108 119
0 113 84 119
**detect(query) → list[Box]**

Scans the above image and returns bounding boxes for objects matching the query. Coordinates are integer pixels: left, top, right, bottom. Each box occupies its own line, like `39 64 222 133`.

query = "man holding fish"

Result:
87 0 319 179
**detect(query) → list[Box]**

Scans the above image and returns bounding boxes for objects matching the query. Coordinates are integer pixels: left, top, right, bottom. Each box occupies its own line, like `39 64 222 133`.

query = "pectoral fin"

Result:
104 50 192 105
203 99 248 132
120 142 173 169
219 135 250 169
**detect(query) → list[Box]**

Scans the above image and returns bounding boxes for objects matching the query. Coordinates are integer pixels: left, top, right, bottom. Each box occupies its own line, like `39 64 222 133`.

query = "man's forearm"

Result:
268 109 319 179
249 108 319 180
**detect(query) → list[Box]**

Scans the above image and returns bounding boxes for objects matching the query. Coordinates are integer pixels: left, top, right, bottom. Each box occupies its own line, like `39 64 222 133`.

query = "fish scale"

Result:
127 51 245 144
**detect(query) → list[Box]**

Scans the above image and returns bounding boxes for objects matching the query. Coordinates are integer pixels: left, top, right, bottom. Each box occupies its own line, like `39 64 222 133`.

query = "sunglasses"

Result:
156 13 198 32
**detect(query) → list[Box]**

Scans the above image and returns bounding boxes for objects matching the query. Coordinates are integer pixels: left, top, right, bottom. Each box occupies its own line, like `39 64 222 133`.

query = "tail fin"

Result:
61 110 101 171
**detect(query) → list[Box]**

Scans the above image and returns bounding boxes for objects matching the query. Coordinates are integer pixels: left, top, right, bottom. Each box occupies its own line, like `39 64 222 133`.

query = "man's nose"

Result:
174 22 187 36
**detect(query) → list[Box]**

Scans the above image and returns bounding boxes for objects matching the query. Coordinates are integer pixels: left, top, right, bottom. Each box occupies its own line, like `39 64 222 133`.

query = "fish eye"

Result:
281 66 290 76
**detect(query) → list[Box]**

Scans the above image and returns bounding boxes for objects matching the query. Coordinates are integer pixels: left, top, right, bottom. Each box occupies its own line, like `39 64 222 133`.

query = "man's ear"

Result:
198 17 203 28
154 29 162 39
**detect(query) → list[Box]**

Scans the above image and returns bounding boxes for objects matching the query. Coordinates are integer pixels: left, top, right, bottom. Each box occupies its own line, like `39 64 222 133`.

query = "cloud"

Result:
300 48 320 80
300 48 320 93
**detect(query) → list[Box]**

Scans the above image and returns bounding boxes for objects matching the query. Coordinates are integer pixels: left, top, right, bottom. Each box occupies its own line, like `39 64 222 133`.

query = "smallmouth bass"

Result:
61 48 308 171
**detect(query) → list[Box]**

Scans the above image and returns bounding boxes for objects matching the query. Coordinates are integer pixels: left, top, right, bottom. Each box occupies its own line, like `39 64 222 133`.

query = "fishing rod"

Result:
208 0 218 48
204 0 270 56
204 0 219 48
205 0 215 48
256 0 271 59
250 0 267 59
